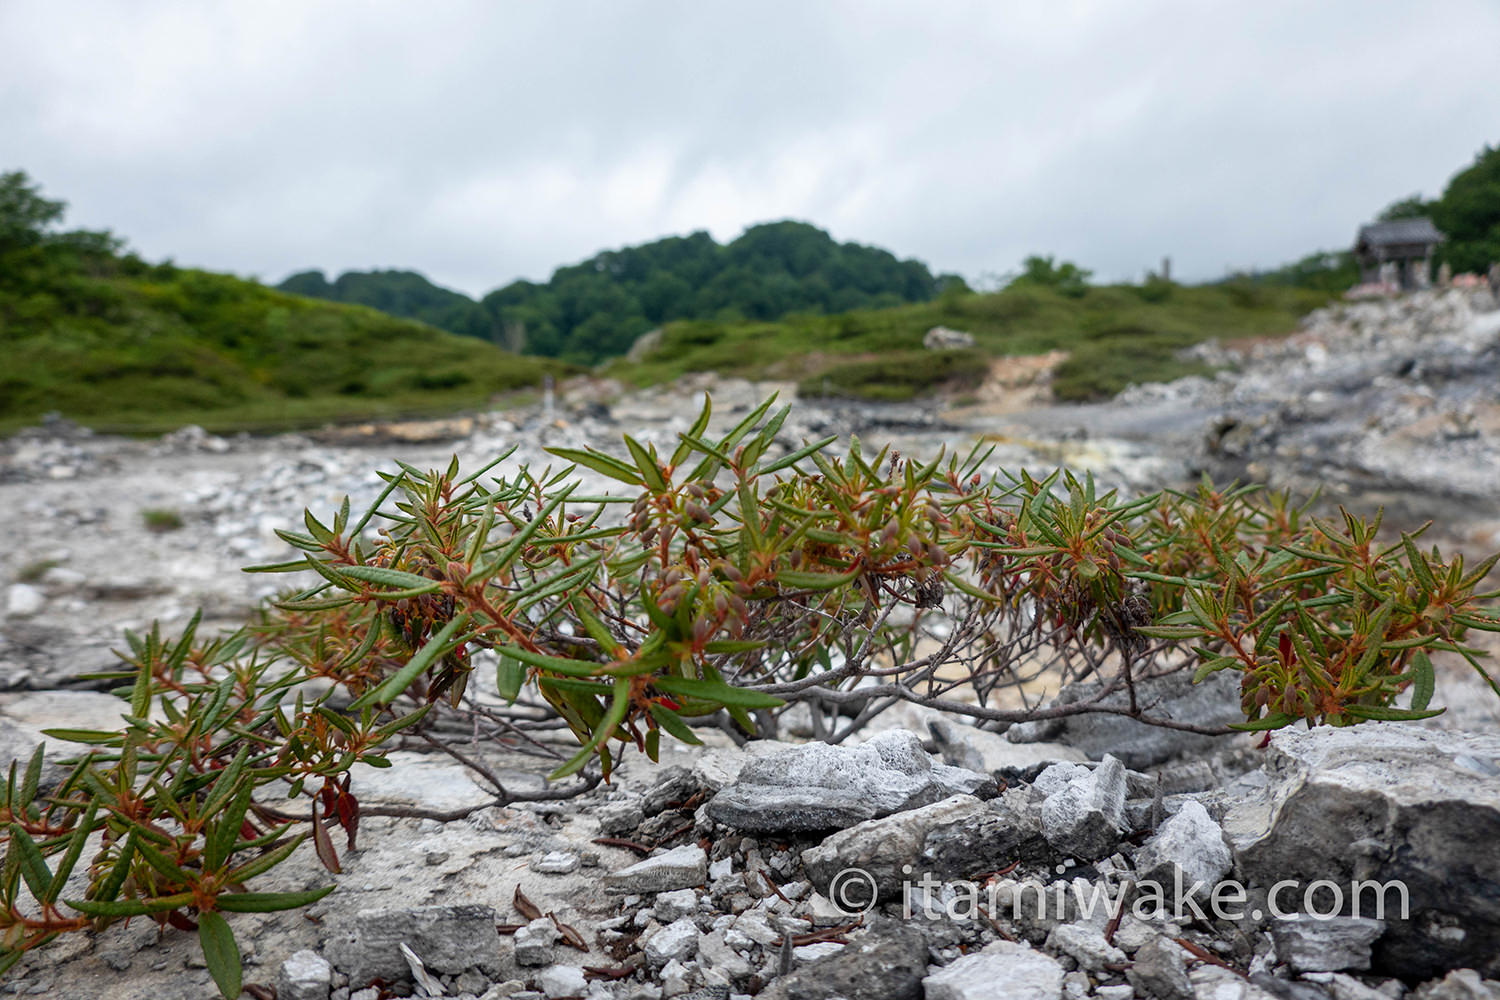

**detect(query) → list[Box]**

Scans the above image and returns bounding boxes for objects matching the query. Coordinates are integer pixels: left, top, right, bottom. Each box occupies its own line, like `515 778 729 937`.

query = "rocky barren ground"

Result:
2 288 1500 1000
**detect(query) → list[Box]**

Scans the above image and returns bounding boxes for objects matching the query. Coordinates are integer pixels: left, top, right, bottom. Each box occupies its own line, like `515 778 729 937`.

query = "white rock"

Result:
1270 915 1386 973
5 584 43 618
923 940 1064 1000
1133 799 1233 898
535 964 588 999
534 851 580 874
653 888 699 923
793 942 846 963
645 917 700 968
513 918 559 966
1046 922 1126 971
277 949 332 1000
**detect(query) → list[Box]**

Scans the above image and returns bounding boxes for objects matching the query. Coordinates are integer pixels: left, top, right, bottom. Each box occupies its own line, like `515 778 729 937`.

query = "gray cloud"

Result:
3 0 1497 296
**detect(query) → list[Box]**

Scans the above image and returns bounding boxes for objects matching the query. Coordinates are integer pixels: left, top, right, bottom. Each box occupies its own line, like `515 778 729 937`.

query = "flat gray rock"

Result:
704 729 995 833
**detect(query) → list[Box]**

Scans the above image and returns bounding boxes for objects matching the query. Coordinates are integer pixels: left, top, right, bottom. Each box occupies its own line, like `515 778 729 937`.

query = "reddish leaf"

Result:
551 915 588 951
166 910 198 932
513 885 542 922
336 775 360 850
311 799 341 874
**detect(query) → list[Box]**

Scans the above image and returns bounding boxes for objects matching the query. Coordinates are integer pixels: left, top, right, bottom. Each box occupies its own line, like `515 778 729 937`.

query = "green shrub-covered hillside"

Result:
611 279 1332 402
0 172 560 434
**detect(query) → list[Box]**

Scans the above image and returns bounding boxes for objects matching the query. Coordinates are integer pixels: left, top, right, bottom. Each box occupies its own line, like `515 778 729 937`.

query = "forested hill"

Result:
279 220 959 364
279 269 495 342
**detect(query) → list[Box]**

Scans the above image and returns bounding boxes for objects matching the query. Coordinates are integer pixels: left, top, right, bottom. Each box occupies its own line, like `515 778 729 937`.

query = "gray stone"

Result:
277 950 333 1000
535 964 588 999
922 941 1065 1000
696 929 752 983
1325 973 1401 1000
801 792 1044 903
1126 935 1193 1000
595 797 645 836
646 918 701 968
1133 799 1233 899
1413 970 1500 1000
1044 922 1125 971
533 851 579 875
1225 724 1500 978
1095 986 1134 1000
606 844 708 894
757 921 928 1000
1006 669 1243 768
327 905 502 987
705 729 994 833
1040 754 1126 858
654 888 700 923
513 918 559 967
1271 916 1386 974
5 583 43 618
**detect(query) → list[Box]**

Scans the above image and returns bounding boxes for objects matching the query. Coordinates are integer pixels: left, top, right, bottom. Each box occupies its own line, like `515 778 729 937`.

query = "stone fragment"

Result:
277 950 333 1000
705 730 994 833
605 845 709 894
1270 915 1386 974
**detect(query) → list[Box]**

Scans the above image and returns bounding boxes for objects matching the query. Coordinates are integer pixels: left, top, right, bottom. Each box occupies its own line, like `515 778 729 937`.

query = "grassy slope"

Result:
1 263 562 435
609 281 1333 402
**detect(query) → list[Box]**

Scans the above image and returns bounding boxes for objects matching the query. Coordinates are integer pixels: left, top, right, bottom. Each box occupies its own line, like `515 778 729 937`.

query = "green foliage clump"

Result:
1008 255 1093 298
141 509 185 533
4 395 1498 993
0 171 563 434
797 348 990 401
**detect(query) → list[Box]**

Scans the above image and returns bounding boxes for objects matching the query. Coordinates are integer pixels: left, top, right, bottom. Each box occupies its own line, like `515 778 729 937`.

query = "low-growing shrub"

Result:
4 394 1496 994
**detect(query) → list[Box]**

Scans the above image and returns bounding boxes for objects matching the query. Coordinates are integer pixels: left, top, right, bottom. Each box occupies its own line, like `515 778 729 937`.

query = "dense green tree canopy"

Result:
1431 144 1500 275
281 221 952 364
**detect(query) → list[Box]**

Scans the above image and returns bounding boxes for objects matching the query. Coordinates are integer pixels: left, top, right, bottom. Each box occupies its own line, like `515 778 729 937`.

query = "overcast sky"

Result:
3 2 1497 296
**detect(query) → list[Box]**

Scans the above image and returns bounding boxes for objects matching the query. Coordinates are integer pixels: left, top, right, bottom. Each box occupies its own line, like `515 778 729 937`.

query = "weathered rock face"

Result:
704 729 995 833
1223 723 1500 979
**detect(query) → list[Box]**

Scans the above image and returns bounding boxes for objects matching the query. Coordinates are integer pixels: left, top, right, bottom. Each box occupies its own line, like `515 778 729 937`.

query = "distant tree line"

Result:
280 221 961 364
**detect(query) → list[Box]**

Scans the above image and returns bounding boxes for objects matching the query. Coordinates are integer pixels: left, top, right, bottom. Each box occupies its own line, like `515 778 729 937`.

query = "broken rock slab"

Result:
1224 723 1500 980
1270 915 1386 974
325 904 503 988
801 792 1046 902
704 729 995 833
605 844 709 894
